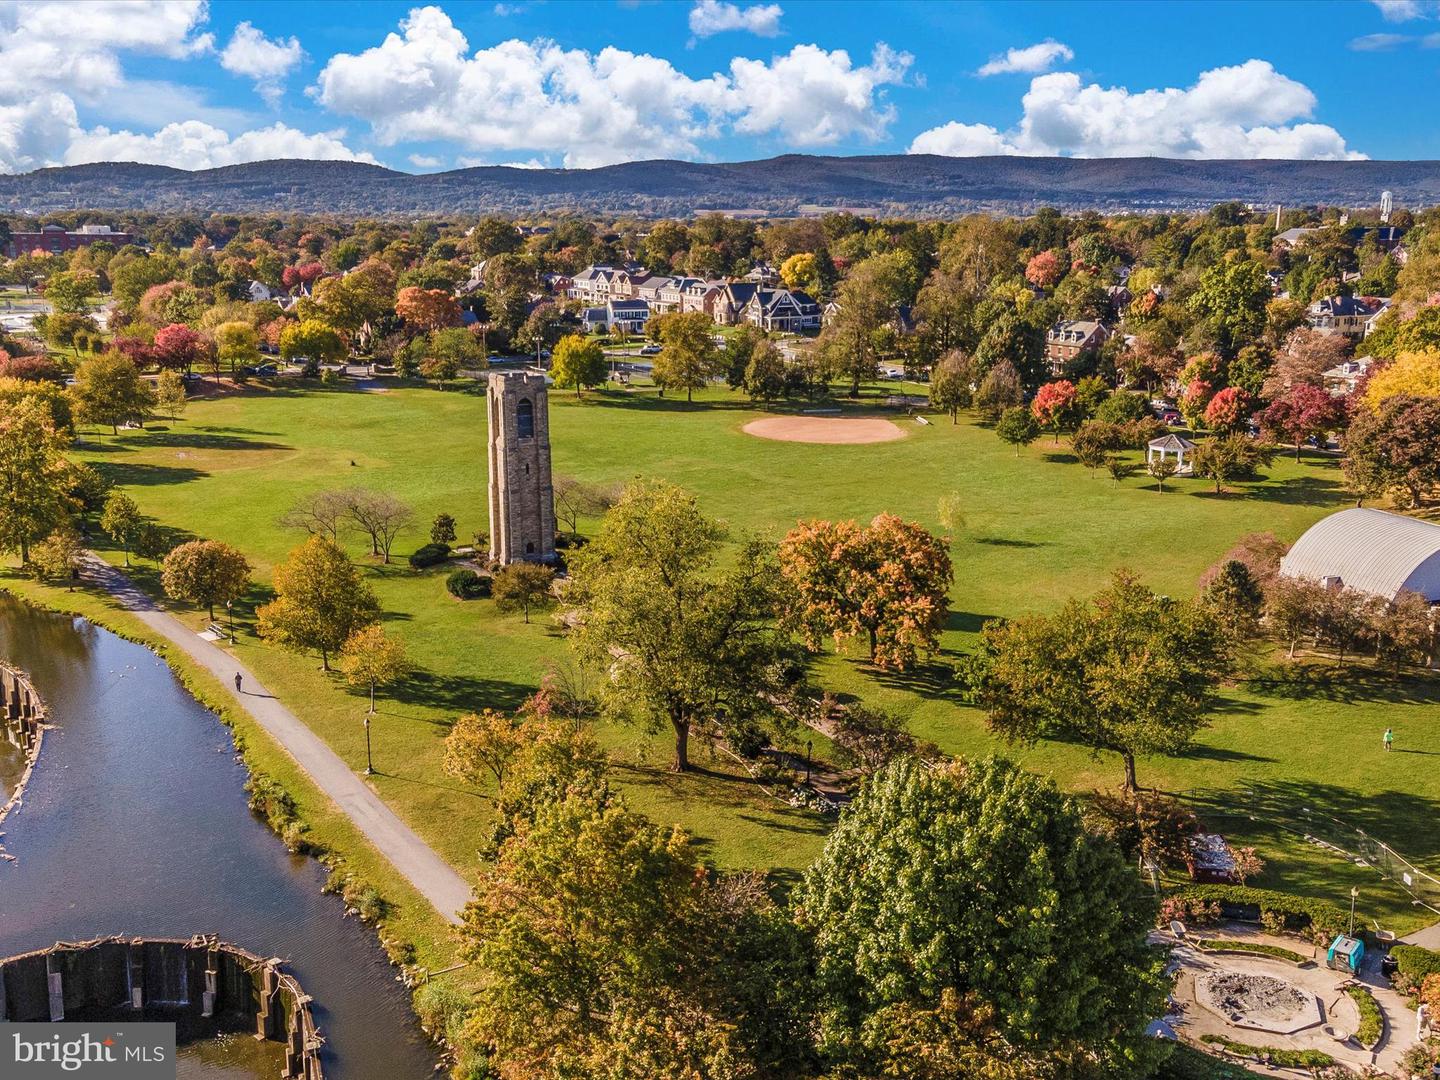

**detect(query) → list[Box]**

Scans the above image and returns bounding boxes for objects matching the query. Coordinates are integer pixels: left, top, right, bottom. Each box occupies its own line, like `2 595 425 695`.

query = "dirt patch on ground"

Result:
742 415 906 444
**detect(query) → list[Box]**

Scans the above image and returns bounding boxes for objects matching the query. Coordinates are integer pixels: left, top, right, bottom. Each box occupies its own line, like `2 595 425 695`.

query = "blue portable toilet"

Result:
1327 935 1364 974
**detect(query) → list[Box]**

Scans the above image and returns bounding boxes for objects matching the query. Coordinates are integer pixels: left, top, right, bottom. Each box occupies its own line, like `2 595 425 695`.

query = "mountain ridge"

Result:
4 154 1439 217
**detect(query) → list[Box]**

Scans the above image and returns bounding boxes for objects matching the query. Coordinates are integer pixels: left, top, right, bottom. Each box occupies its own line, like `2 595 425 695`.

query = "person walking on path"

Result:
1384 727 1394 752
235 672 243 694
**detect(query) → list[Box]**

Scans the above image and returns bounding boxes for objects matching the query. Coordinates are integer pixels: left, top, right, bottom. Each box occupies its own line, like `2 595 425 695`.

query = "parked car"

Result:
1159 408 1182 425
639 344 661 356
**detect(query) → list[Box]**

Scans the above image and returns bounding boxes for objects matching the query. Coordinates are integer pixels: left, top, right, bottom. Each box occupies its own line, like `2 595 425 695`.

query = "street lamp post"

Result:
363 714 374 776
1349 886 1359 937
226 599 236 644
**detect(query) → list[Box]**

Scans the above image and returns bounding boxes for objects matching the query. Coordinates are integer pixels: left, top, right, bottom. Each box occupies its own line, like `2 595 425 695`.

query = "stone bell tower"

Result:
486 371 556 564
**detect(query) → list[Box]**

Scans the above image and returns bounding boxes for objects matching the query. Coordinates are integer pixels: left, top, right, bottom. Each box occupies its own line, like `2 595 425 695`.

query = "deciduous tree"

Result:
797 756 1165 1077
0 396 70 562
1342 394 1440 507
337 624 410 713
967 572 1231 791
161 539 251 620
70 352 155 434
652 312 721 402
995 404 1039 455
779 513 951 669
100 491 142 566
566 481 799 771
1258 384 1343 459
258 536 380 670
492 562 555 623
549 333 607 398
153 323 216 376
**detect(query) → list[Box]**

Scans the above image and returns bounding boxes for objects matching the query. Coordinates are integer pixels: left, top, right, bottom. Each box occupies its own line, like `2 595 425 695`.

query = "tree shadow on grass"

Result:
114 431 294 452
386 668 532 716
1243 663 1440 707
1188 474 1346 507
587 395 753 415
91 461 207 487
970 536 1045 549
1183 776 1440 861
868 657 961 701
946 610 996 634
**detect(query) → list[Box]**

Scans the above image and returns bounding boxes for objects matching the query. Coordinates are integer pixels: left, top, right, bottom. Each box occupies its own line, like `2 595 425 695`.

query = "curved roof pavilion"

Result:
1279 508 1440 602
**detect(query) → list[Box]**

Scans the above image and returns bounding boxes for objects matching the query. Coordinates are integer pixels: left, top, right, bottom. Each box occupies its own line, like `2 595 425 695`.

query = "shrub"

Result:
1158 894 1221 928
1169 885 1346 945
446 568 490 599
1199 1034 1334 1069
1198 940 1306 964
321 367 341 385
409 542 451 569
1391 945 1440 994
413 980 475 1046
727 720 769 758
244 774 298 833
1346 985 1383 1048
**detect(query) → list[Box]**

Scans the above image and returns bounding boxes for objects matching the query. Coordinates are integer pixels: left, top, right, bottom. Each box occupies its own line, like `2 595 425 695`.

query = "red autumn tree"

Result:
1024 249 1064 290
1259 383 1345 459
1181 378 1214 428
111 335 159 368
1031 379 1080 442
778 513 952 670
1202 386 1254 433
395 286 462 333
152 323 216 375
282 261 326 294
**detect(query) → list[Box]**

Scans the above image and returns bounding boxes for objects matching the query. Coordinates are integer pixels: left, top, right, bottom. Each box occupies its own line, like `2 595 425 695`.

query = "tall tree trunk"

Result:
671 718 690 772
1122 751 1138 794
321 648 330 672
369 680 376 714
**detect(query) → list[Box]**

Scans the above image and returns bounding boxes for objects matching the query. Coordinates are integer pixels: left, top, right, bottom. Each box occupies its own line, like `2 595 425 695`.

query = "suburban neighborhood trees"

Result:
779 513 952 670
566 481 799 771
258 536 380 670
1259 384 1344 459
280 320 347 372
968 572 1232 792
928 349 975 422
1343 394 1440 508
161 539 252 620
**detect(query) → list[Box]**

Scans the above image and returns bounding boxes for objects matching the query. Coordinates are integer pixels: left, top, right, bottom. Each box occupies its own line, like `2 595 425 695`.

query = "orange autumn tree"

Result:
395 286 461 333
779 513 952 670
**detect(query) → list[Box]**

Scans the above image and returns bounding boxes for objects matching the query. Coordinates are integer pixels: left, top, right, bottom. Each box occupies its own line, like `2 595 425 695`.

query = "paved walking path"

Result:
82 555 472 925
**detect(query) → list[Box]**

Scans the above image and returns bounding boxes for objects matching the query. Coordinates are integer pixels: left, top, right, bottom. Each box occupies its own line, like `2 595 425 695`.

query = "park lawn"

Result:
61 376 1440 931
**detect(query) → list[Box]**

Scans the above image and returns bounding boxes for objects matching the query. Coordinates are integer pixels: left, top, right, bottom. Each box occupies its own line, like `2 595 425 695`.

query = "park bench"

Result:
205 622 229 639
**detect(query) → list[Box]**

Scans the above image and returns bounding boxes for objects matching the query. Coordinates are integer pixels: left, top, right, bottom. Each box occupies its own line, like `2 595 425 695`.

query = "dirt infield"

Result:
742 415 906 444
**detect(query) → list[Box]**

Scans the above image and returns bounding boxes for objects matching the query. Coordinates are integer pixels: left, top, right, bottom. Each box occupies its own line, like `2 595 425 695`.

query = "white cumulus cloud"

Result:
976 39 1073 77
314 6 908 167
64 120 376 170
909 60 1363 161
221 22 305 105
1371 0 1439 20
689 0 783 38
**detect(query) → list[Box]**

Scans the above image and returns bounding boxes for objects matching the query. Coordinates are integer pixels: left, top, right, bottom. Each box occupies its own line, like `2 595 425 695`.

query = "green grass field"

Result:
37 375 1440 933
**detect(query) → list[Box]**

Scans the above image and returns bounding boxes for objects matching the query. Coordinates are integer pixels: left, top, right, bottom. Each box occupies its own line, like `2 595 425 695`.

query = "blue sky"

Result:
0 0 1436 174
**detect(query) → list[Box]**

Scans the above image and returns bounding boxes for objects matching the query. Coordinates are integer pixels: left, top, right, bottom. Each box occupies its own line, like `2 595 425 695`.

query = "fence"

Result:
1183 792 1440 919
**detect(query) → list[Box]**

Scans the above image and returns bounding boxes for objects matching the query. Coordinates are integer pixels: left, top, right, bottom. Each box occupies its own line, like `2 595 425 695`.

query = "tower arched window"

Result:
516 398 535 438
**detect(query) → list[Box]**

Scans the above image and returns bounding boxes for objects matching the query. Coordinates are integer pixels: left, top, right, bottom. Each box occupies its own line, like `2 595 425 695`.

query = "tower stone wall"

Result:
487 371 556 564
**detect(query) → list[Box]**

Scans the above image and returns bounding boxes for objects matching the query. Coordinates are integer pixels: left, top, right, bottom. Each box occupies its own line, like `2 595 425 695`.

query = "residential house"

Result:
634 275 675 308
681 279 726 319
568 265 646 304
744 262 781 286
1306 295 1390 341
714 282 758 325
740 288 821 332
581 299 651 335
1322 356 1375 397
1044 320 1111 374
247 280 277 303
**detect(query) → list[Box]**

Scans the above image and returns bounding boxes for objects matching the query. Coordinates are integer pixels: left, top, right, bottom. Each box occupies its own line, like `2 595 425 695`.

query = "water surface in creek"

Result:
0 594 441 1079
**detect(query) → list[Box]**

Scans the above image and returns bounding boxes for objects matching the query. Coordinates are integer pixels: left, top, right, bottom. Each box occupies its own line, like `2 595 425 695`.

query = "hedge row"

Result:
1346 985 1383 1048
1170 885 1347 938
1199 1034 1333 1069
1391 944 1440 984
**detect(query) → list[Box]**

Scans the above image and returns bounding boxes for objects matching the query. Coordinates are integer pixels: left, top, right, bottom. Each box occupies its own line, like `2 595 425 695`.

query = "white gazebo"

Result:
1147 434 1197 475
